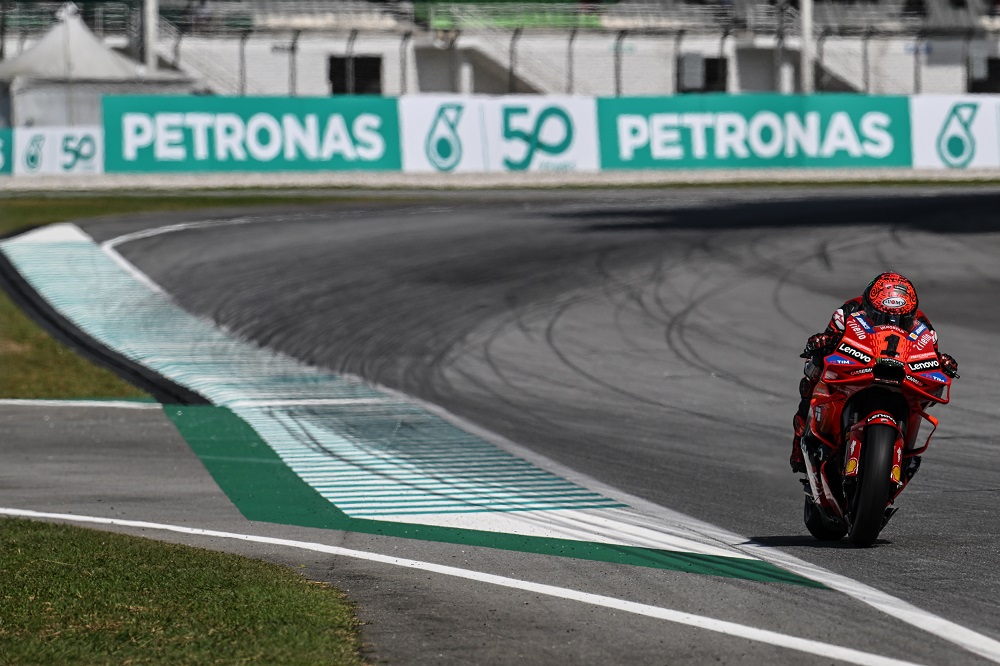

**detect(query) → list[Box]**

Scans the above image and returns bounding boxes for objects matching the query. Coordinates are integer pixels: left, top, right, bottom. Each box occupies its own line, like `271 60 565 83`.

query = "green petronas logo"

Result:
936 102 978 168
425 104 463 172
24 135 44 172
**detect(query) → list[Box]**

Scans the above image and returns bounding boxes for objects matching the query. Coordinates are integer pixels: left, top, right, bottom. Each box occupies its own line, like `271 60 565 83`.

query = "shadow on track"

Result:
748 536 893 549
562 192 1000 235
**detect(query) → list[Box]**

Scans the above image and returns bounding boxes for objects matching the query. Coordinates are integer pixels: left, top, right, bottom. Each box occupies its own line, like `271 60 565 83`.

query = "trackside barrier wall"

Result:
1 94 998 176
101 96 401 173
400 95 600 172
910 95 1000 169
12 127 104 175
597 95 911 169
0 128 11 175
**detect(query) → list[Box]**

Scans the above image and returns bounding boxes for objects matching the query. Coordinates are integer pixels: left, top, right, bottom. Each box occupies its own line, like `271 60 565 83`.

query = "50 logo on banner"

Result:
501 105 574 170
103 96 401 173
402 96 598 173
13 127 103 175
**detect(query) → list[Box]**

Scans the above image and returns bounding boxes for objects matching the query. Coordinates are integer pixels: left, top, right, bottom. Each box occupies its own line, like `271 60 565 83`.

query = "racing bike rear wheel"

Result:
848 424 896 547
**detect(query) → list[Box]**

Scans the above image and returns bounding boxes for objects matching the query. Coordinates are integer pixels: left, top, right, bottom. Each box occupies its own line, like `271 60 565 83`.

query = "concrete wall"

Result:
8 80 195 127
162 33 409 95
6 29 994 97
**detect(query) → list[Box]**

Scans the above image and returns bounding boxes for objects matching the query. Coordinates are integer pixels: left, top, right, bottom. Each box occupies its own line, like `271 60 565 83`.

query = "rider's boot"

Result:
790 413 807 473
790 375 816 474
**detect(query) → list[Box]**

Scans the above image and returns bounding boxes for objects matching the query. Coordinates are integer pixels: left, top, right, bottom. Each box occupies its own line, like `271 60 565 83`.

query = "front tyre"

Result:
848 424 896 547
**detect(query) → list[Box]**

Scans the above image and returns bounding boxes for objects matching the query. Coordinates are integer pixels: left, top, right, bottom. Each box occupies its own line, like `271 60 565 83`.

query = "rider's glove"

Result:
800 333 837 359
939 352 959 379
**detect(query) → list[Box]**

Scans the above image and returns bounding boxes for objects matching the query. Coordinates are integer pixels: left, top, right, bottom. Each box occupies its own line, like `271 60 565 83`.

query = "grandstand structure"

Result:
0 0 998 100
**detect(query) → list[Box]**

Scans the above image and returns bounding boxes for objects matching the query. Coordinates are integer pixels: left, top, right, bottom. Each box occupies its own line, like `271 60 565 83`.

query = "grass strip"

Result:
0 518 369 665
0 195 353 400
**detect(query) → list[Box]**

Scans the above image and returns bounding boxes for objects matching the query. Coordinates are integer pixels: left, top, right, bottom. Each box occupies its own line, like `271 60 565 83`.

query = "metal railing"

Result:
158 16 239 93
436 7 569 92
602 3 738 32
159 0 414 35
812 2 926 35
425 1 995 34
0 1 130 37
427 3 602 30
1 0 995 42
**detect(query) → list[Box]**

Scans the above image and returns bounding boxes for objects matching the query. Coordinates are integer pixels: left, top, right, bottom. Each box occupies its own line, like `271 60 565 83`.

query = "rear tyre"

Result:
804 497 847 541
848 424 896 547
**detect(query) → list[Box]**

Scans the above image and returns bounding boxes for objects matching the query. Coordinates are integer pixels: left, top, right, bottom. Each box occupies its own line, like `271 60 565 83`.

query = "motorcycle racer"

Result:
790 272 959 473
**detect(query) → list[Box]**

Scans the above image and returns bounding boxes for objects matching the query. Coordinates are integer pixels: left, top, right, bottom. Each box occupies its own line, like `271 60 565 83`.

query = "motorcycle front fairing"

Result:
802 312 951 521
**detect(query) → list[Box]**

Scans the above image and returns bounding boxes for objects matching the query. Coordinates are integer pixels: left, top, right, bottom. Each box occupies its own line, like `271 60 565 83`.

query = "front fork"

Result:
802 409 905 523
844 412 905 487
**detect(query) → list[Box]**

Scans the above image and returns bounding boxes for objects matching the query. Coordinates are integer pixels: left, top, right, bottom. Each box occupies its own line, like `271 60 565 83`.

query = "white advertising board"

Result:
14 126 104 175
910 95 1000 169
400 95 599 173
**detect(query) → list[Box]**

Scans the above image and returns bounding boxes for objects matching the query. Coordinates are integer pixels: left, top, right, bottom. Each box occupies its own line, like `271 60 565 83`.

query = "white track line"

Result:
100 218 258 297
101 217 257 251
0 399 161 409
0 507 922 666
226 398 395 408
740 542 1000 664
408 385 1000 664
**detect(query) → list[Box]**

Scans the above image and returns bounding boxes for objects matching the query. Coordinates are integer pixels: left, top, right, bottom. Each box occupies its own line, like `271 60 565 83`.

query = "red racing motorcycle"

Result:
800 312 952 546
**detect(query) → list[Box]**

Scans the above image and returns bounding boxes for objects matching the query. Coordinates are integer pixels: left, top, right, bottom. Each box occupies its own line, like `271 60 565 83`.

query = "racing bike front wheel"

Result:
848 424 896 547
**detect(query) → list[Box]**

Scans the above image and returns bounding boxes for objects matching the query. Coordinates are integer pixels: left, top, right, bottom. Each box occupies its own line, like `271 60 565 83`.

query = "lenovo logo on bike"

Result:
836 343 872 364
908 359 940 372
867 412 897 425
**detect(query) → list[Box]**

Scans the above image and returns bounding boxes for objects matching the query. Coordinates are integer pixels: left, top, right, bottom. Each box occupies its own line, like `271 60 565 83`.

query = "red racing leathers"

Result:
789 297 957 472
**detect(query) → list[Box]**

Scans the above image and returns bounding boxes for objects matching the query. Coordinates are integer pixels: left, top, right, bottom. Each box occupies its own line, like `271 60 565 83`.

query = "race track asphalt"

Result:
5 185 1000 665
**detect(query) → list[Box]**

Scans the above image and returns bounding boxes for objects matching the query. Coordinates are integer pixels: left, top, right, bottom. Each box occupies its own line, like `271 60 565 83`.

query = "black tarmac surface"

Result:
5 186 1000 664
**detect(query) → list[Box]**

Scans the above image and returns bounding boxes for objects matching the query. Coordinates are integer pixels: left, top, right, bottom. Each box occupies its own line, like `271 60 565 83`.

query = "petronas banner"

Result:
0 129 11 176
398 95 599 173
910 96 1000 169
0 93 986 177
102 95 401 173
597 94 913 170
12 127 103 175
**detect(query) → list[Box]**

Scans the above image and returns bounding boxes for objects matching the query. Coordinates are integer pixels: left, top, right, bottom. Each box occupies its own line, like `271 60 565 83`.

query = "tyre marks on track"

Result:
0 222 801 581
